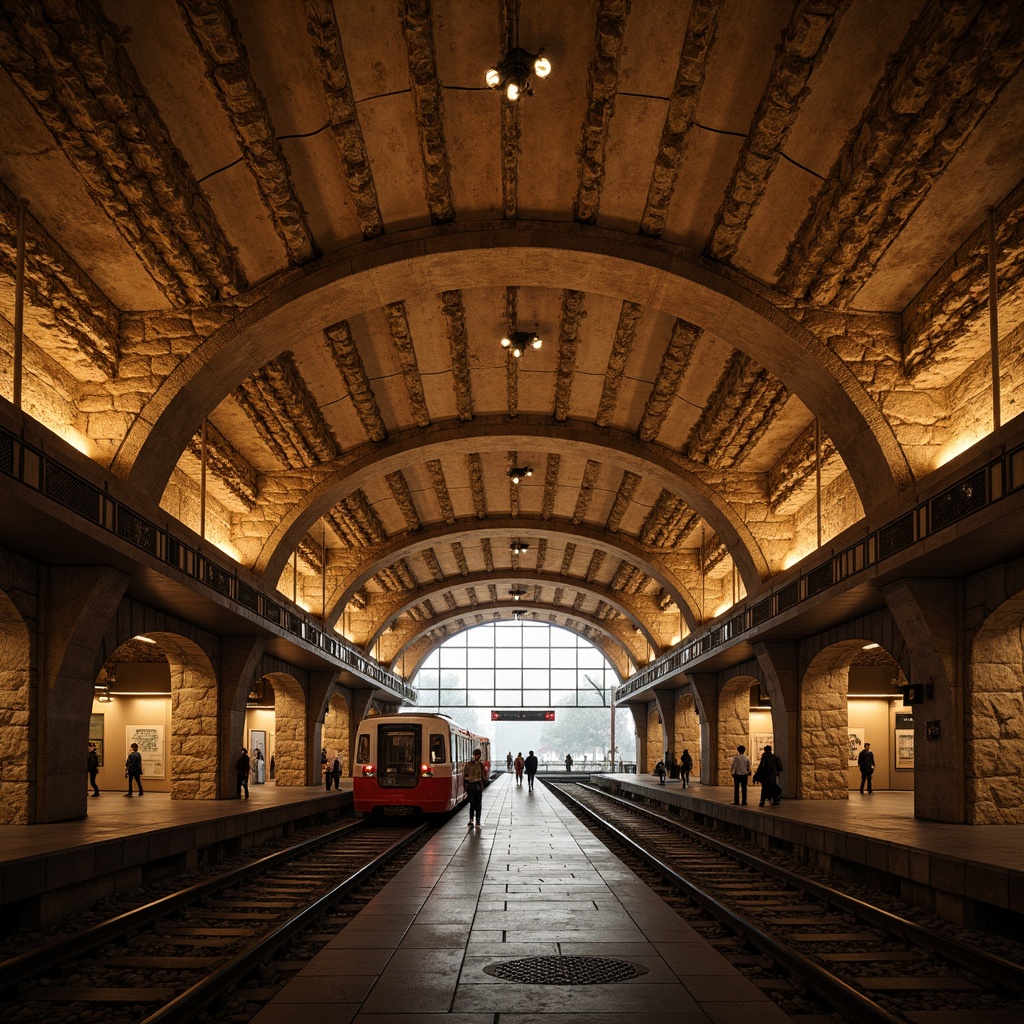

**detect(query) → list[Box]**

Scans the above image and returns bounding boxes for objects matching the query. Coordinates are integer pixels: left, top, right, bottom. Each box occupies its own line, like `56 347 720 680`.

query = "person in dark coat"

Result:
125 742 144 796
236 747 251 798
755 744 782 806
564 753 573 772
331 755 342 790
857 742 876 794
87 742 100 796
524 750 538 791
679 749 693 788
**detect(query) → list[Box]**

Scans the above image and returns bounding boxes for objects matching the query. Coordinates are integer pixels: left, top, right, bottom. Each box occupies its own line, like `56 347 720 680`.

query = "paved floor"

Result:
0 782 351 864
250 775 797 1024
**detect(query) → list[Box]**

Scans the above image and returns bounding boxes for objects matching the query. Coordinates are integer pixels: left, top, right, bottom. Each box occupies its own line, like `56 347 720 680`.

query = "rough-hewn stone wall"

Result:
798 657 849 799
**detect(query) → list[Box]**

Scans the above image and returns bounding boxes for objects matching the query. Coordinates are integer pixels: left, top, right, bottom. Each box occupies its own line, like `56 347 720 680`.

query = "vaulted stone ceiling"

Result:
1 0 1022 681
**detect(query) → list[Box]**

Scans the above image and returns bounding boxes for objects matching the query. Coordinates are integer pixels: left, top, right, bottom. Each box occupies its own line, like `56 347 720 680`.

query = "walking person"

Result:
514 751 525 786
755 744 783 806
506 751 513 773
524 750 538 791
654 757 667 784
730 744 751 804
331 754 342 790
124 742 144 796
464 747 486 828
564 752 573 772
87 742 100 796
858 742 876 794
680 748 693 788
236 747 251 798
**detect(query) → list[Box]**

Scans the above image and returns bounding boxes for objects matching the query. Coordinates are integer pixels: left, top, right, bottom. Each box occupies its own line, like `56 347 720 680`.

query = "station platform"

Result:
595 774 1024 928
251 773 798 1024
0 782 353 927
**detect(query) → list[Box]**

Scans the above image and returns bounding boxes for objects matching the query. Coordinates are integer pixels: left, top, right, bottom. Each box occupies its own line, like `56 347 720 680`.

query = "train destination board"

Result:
490 710 555 722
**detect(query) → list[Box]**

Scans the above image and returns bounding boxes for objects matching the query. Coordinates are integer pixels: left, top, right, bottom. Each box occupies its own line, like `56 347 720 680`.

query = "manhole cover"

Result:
483 955 648 985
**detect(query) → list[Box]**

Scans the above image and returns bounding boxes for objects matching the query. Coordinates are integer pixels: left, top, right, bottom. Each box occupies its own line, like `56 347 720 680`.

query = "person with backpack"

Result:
754 744 783 806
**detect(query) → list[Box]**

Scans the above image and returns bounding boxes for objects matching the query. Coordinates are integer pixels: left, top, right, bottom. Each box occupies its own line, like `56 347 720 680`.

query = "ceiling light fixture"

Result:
486 47 551 102
507 466 533 484
500 329 543 358
509 586 527 601
510 540 529 554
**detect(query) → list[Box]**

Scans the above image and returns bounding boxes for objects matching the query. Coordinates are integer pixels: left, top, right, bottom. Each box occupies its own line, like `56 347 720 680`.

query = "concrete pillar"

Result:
689 673 719 783
883 579 963 822
674 690 700 780
629 703 648 771
307 671 336 785
652 686 676 764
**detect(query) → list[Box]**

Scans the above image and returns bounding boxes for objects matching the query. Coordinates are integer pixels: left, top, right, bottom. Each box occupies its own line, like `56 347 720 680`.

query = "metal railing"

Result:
0 422 415 702
616 437 1024 702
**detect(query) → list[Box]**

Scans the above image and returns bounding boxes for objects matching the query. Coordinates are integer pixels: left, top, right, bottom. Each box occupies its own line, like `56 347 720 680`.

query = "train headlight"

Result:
362 764 376 777
420 764 434 778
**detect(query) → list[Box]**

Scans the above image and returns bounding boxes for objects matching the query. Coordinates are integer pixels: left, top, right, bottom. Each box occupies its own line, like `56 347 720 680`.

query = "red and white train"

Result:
352 712 491 816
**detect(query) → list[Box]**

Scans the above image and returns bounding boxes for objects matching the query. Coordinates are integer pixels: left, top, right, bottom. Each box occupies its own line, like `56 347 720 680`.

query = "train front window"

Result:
378 725 420 787
429 733 445 764
356 734 369 764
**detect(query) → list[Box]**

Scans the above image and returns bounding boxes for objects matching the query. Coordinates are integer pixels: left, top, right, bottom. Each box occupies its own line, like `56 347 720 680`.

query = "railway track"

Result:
0 817 429 1024
547 781 1024 1024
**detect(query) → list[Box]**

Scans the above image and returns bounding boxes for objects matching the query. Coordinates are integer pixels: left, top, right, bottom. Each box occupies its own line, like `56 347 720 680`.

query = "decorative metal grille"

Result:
930 470 986 532
750 598 771 625
805 562 833 597
264 600 282 625
44 460 100 522
116 507 157 553
237 582 259 612
0 431 12 475
483 956 647 985
878 512 914 560
776 581 799 611
287 613 303 635
205 562 231 595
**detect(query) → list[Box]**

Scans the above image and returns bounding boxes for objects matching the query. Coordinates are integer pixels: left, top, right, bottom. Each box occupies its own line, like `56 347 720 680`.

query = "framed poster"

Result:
249 729 267 784
753 733 774 763
89 712 104 766
127 724 165 778
848 728 865 765
895 729 914 768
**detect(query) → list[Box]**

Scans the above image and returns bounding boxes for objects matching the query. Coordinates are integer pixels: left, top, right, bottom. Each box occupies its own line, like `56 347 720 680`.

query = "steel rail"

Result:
138 822 428 1024
0 817 368 994
575 781 1024 996
550 782 909 1024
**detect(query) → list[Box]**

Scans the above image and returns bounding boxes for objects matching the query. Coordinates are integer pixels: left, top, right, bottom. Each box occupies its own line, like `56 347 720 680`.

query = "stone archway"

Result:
149 633 220 800
967 592 1024 824
717 676 755 785
0 582 32 824
674 691 700 782
263 672 307 786
800 641 865 800
322 689 352 777
646 704 663 774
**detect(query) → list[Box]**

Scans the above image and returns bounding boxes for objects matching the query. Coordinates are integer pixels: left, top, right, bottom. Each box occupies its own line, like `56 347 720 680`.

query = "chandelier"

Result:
486 47 551 102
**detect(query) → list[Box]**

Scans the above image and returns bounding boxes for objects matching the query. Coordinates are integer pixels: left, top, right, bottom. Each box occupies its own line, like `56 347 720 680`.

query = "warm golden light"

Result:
935 430 986 469
485 67 500 88
534 55 551 78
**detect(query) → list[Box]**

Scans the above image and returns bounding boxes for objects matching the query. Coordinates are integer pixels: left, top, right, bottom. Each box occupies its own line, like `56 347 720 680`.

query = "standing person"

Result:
730 744 751 805
858 742 876 794
506 751 513 773
331 754 342 790
564 752 573 772
524 750 538 791
755 743 783 807
654 757 667 784
87 742 100 797
236 747 251 798
680 749 693 788
514 751 525 786
125 742 144 796
667 751 678 780
464 747 486 828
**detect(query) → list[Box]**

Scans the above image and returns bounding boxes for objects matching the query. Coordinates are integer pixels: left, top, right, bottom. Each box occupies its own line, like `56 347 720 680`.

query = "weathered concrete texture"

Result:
553 290 587 422
269 676 307 787
638 319 700 443
595 301 643 427
383 302 430 427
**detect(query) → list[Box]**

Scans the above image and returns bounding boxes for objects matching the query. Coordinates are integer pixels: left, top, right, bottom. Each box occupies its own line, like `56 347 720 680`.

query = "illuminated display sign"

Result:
490 709 555 722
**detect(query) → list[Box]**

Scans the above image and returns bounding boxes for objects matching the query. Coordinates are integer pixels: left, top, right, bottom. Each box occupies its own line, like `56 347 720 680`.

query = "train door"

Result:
378 722 420 788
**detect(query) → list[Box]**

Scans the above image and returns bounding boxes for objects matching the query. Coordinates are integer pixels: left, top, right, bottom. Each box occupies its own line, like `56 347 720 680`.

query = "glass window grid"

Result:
414 622 615 708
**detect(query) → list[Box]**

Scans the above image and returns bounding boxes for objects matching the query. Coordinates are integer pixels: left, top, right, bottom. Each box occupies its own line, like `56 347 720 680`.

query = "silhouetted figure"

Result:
125 742 144 796
524 750 538 791
755 744 783 806
464 748 486 828
331 755 342 790
514 752 525 786
564 753 573 772
236 747 251 798
858 743 875 794
680 749 693 788
87 742 100 796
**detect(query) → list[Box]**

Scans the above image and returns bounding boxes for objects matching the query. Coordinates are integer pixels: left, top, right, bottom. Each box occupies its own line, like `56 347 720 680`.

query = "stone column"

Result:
629 703 648 771
652 686 676 764
306 671 336 785
883 579 963 822
688 673 719 784
217 638 266 798
269 675 307 787
755 642 799 798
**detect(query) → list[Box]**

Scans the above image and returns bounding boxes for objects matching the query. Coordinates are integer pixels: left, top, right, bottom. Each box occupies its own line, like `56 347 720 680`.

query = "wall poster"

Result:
848 728 866 765
89 712 104 766
753 734 774 764
249 729 267 784
127 724 165 778
895 728 915 769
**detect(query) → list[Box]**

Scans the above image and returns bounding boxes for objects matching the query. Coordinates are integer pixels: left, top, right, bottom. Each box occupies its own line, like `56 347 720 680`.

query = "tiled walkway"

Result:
251 775 797 1024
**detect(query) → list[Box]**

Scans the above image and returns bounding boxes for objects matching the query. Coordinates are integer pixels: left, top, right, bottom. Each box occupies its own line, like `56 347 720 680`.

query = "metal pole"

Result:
321 519 326 630
815 417 822 548
199 418 207 541
292 548 297 605
610 695 616 773
700 525 705 622
13 200 27 409
987 207 1001 430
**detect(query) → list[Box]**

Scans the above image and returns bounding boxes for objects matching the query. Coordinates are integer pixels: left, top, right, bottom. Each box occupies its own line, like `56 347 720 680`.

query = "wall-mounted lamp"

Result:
509 586 527 601
94 684 112 703
508 466 533 484
501 329 543 358
486 48 551 102
513 609 524 621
